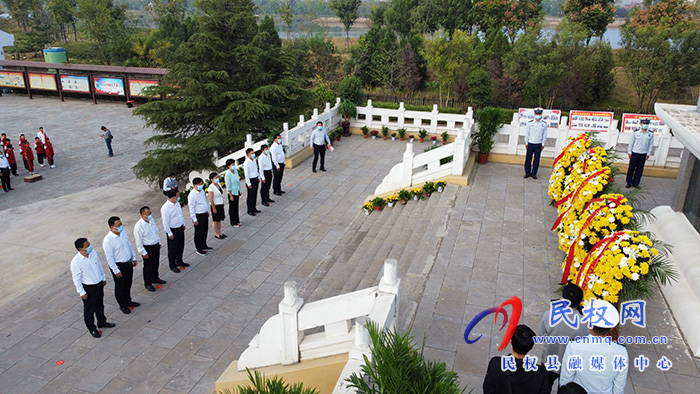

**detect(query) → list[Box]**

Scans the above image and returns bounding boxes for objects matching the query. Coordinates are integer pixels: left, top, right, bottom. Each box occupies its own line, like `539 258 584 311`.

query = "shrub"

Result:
397 128 406 138
423 181 436 194
381 126 389 137
362 126 369 136
441 131 450 142
418 129 428 139
337 75 363 105
371 197 386 208
398 189 411 201
222 368 319 394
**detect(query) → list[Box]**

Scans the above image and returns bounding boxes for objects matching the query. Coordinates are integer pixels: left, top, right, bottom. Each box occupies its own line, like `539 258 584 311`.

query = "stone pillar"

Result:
672 148 697 212
244 134 253 149
279 281 304 365
401 143 414 188
452 128 467 176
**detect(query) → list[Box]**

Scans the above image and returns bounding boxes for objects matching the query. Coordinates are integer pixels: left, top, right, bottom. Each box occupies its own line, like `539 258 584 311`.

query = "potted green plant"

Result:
474 107 509 164
436 180 446 192
381 126 389 140
362 125 369 139
338 99 357 136
328 129 337 146
386 194 398 207
418 129 428 143
335 127 343 141
398 189 411 205
371 196 386 211
441 131 450 145
423 181 436 197
411 187 423 201
398 128 406 141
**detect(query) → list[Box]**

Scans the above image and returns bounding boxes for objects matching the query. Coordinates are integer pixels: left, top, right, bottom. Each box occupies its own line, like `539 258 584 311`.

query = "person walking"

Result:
208 172 227 239
626 118 654 189
19 135 34 175
224 159 242 227
524 108 549 180
188 177 211 256
258 144 275 206
310 121 331 173
134 206 166 292
44 137 55 168
101 126 114 157
163 172 178 195
161 189 189 273
3 139 18 176
70 238 115 338
0 152 12 192
270 133 286 196
34 137 46 167
102 216 140 315
243 148 261 216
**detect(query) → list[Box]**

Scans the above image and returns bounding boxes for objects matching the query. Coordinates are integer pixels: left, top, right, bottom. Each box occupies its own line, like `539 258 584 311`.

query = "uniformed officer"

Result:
626 118 654 189
524 108 549 180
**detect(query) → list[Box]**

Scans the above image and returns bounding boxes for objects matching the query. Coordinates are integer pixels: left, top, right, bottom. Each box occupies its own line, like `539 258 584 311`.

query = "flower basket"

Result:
370 130 379 140
387 201 395 208
411 187 423 200
381 126 389 140
362 201 374 214
386 195 398 208
362 126 369 139
398 189 411 202
371 196 387 211
418 129 428 143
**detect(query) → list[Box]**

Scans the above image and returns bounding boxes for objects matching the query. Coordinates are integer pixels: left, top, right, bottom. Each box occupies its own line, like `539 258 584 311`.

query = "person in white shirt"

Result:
37 126 47 150
134 206 166 292
163 172 178 195
310 121 331 173
524 107 549 180
208 172 227 239
258 144 276 206
188 177 211 256
161 189 189 273
103 216 139 314
0 153 12 192
270 133 286 196
243 148 261 216
70 238 115 338
560 299 629 394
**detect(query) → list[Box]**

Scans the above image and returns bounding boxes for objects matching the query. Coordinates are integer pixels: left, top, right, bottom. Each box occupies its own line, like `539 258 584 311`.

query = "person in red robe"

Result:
4 139 18 176
35 137 46 167
45 137 55 168
20 134 35 175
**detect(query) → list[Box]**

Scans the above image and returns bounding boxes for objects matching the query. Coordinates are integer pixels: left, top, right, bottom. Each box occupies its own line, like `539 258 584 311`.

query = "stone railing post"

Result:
365 99 374 129
430 104 439 134
401 142 414 188
283 122 290 153
507 113 520 155
379 259 400 331
279 281 304 365
452 128 467 176
398 102 406 128
245 134 253 149
349 316 372 362
298 115 306 147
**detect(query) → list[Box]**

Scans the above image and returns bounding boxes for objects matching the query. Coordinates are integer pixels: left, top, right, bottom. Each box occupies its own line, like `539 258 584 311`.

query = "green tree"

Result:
466 67 492 107
474 0 542 43
76 0 131 64
329 0 361 50
563 0 615 44
278 0 295 40
337 74 363 104
133 0 311 185
48 0 77 42
149 0 197 48
4 0 33 32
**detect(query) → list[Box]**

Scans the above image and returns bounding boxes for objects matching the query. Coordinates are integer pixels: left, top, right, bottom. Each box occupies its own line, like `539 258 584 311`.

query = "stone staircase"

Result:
299 184 462 332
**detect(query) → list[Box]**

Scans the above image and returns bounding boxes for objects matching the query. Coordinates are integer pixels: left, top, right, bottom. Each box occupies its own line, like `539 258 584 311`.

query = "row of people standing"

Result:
0 127 56 192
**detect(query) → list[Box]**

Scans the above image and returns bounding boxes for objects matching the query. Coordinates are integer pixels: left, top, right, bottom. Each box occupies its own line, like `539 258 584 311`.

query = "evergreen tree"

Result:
132 0 311 185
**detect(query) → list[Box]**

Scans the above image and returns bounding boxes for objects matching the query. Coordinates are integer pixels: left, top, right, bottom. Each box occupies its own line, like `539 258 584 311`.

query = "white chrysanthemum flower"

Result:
619 257 628 268
631 273 640 281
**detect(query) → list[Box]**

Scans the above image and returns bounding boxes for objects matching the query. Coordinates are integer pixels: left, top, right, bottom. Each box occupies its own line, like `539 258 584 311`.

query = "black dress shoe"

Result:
248 212 256 216
262 202 270 207
524 174 530 179
171 267 181 273
127 301 140 307
146 285 156 292
273 192 282 196
531 174 538 180
98 322 115 328
90 330 102 338
120 307 131 314
312 169 317 173
254 209 261 213
320 168 326 172
625 184 632 188
154 279 167 284
177 262 190 267
267 199 275 203
280 191 286 194
203 246 213 250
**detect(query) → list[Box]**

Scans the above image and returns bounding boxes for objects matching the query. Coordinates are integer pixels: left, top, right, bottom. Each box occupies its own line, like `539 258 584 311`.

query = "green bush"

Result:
474 107 510 155
371 101 466 114
220 369 318 394
337 75 363 105
346 322 468 394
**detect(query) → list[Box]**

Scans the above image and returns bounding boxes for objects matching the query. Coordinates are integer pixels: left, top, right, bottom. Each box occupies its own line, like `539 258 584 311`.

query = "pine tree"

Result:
133 0 311 185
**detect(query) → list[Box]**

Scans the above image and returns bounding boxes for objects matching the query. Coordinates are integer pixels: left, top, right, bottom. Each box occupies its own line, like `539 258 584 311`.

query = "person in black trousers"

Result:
243 148 261 216
133 206 166 292
161 189 189 273
188 177 211 256
258 144 275 206
70 238 115 338
0 153 12 192
310 121 331 173
225 159 242 227
270 134 286 196
102 216 140 315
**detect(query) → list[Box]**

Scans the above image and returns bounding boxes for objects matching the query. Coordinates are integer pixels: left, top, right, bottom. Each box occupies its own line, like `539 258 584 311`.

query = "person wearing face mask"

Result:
208 172 227 239
189 177 212 256
70 238 115 338
224 159 242 227
626 118 655 189
258 144 275 206
270 133 287 196
244 148 262 216
524 108 549 180
161 189 189 273
310 120 331 173
134 206 166 292
163 172 178 196
103 216 139 314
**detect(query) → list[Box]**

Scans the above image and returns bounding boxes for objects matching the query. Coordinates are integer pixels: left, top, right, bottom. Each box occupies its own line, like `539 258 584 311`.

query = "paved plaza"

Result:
0 96 698 394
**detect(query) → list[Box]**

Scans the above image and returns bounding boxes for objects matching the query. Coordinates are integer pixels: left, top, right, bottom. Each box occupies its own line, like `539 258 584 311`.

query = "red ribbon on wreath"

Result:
581 148 599 173
551 169 610 230
575 231 627 291
553 134 589 167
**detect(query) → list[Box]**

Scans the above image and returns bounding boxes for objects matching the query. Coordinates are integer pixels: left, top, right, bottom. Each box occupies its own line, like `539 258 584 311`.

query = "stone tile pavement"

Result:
0 95 696 394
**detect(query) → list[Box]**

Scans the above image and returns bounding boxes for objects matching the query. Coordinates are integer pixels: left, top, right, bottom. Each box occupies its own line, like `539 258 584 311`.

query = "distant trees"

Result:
76 0 130 65
563 0 615 44
329 0 362 49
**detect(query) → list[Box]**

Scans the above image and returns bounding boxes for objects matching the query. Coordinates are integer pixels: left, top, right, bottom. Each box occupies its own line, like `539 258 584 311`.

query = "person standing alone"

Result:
161 189 189 273
243 148 261 216
101 126 114 157
270 134 286 196
626 118 654 189
134 206 166 292
524 108 549 180
310 121 331 173
102 216 140 314
258 144 275 206
188 177 211 256
70 238 115 338
224 159 242 227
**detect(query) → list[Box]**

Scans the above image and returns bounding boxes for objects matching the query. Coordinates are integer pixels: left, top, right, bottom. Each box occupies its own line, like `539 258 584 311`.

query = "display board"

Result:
60 75 90 93
128 79 159 97
29 73 57 91
621 114 666 134
94 77 125 95
569 110 614 131
518 108 561 128
0 71 25 88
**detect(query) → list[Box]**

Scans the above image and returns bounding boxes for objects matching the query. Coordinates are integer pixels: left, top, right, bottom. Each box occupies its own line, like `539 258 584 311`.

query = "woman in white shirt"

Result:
208 172 227 239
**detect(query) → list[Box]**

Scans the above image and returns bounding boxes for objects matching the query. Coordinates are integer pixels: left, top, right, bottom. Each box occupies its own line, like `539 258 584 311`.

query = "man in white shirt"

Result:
310 121 331 173
270 134 287 196
70 238 115 338
161 189 189 273
0 153 12 192
188 177 211 256
524 107 549 180
258 144 275 206
134 206 166 292
243 148 262 216
162 172 178 195
37 127 47 148
103 216 139 314
560 299 629 394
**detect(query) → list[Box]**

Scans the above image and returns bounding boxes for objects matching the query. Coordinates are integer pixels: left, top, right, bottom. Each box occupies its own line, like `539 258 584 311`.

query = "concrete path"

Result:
0 96 697 394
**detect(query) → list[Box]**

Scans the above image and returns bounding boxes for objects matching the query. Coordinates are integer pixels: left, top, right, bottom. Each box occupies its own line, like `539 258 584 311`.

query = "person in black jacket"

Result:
483 324 549 394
